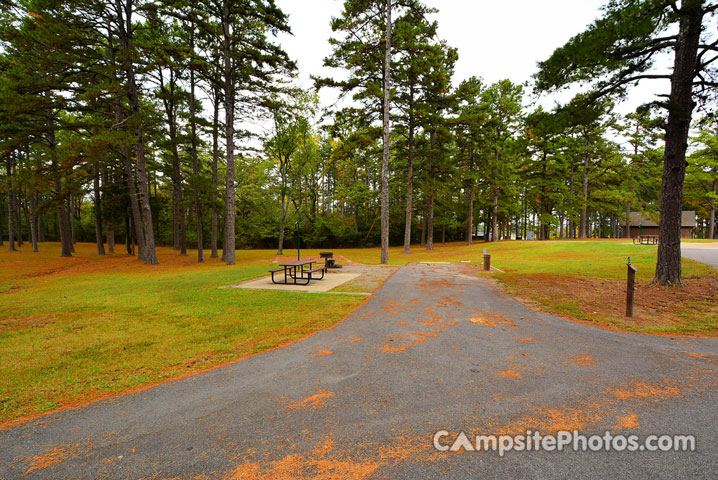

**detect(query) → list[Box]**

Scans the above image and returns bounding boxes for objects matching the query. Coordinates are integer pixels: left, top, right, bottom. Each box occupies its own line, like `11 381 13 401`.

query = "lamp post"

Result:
295 220 300 261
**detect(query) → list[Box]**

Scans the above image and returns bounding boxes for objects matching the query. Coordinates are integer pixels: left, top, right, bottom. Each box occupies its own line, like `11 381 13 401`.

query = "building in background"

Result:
621 211 696 239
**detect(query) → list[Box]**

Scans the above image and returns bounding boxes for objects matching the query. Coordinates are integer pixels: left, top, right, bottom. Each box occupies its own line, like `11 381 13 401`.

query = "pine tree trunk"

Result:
127 98 157 263
125 215 132 254
38 212 45 242
173 200 180 250
420 214 426 246
108 36 141 258
47 112 72 257
162 72 187 256
277 193 287 255
103 167 115 253
427 195 434 251
55 180 72 257
402 103 414 254
492 186 499 242
69 196 76 248
114 95 145 261
466 153 474 245
116 2 156 263
173 150 187 255
654 1 703 286
6 156 16 251
121 146 145 260
709 178 716 239
16 191 23 247
17 192 23 247
189 60 204 263
467 183 474 245
380 0 392 265
580 153 589 238
107 224 115 253
222 9 236 265
427 131 436 251
492 148 499 242
93 163 106 255
625 146 636 238
211 88 220 258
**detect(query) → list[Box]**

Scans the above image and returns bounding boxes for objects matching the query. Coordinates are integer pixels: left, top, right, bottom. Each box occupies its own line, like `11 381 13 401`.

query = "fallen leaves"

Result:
313 349 334 357
612 413 640 430
468 311 518 327
23 444 78 474
227 438 380 480
287 390 335 410
607 382 681 401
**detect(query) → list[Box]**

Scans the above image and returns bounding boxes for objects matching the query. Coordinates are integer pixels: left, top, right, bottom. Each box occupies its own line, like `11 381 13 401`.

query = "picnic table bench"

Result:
633 235 659 245
270 260 325 285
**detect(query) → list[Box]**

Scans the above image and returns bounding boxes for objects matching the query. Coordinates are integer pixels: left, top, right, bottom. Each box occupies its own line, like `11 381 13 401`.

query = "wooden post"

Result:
483 248 491 272
626 257 637 317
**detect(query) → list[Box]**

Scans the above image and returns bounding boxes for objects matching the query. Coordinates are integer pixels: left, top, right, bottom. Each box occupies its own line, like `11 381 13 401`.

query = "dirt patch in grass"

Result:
0 285 31 294
500 273 718 336
0 315 53 333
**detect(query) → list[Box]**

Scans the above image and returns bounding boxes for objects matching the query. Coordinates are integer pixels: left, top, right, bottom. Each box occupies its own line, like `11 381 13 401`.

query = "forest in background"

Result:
0 0 716 283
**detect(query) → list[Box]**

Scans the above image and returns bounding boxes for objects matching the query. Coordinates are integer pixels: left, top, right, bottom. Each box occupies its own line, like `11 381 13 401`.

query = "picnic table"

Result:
633 235 659 245
269 260 325 285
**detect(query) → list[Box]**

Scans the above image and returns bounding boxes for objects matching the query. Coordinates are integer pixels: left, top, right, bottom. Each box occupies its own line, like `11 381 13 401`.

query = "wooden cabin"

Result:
620 211 696 239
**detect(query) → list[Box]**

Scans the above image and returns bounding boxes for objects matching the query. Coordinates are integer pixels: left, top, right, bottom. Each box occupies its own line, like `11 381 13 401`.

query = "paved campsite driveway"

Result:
682 242 718 268
1 263 717 479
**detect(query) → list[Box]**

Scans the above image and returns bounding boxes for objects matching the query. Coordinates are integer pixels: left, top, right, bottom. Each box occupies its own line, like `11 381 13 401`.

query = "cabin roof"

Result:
620 211 696 228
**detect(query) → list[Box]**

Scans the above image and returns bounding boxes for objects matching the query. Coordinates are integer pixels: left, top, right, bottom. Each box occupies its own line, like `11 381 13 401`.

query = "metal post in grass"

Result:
626 256 637 317
483 248 491 271
295 220 300 261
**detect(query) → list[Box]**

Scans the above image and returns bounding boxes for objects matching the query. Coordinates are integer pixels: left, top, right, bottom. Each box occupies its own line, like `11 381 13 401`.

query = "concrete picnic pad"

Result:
1 263 716 479
228 272 361 293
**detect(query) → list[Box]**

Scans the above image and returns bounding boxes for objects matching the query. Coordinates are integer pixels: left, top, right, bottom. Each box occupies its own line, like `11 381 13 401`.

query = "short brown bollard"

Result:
626 257 637 317
483 248 491 271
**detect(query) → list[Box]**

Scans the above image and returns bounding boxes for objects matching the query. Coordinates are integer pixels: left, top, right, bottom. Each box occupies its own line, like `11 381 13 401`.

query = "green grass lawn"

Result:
0 244 363 425
321 239 713 280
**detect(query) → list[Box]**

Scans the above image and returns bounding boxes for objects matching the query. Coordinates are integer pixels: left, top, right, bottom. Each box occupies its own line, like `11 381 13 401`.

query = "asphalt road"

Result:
1 263 716 479
682 243 718 268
